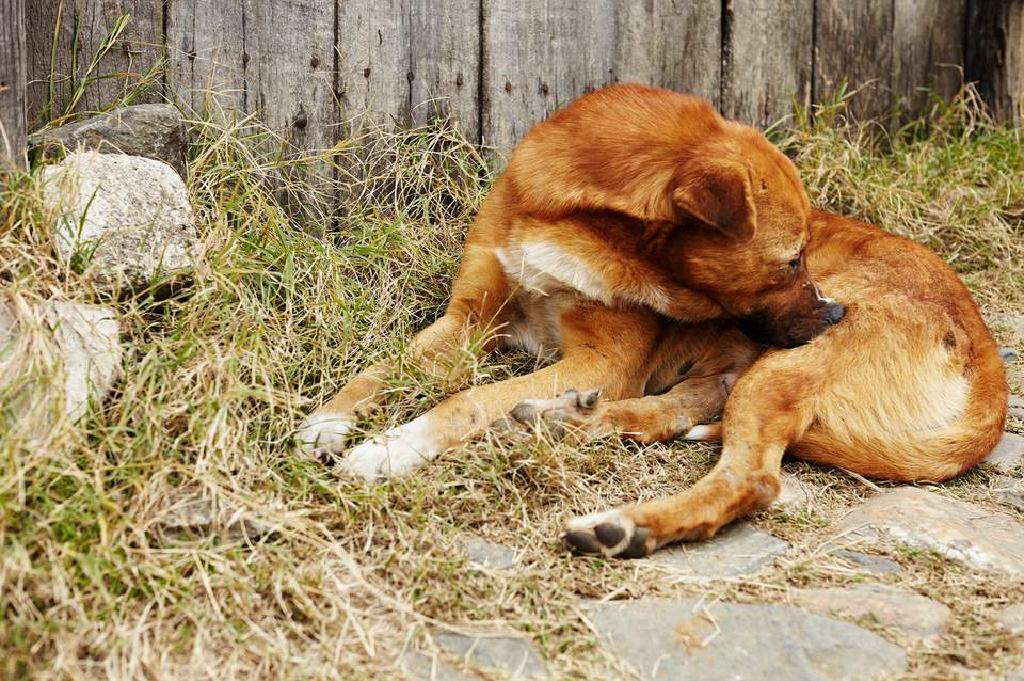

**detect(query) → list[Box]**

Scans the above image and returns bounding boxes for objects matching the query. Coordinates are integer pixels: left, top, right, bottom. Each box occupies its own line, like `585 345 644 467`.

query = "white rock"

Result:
0 297 122 432
42 151 198 294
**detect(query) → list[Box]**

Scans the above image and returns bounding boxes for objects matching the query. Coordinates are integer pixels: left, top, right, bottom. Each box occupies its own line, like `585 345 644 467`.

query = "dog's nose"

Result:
823 301 846 325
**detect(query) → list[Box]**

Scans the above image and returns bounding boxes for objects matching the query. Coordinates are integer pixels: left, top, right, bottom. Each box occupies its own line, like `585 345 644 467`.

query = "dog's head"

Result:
665 128 844 347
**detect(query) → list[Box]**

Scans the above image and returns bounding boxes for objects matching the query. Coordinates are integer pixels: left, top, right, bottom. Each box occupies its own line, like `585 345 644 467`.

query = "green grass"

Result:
1 87 1022 680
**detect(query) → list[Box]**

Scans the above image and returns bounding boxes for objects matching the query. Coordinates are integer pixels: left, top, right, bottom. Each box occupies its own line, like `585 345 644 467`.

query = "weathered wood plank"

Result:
814 0 894 121
481 0 619 155
726 0 813 128
893 0 966 118
615 0 720 106
27 1 162 123
71 0 164 112
1 0 27 167
166 0 247 116
336 0 411 130
966 0 1024 125
25 0 74 126
244 0 338 153
409 0 480 143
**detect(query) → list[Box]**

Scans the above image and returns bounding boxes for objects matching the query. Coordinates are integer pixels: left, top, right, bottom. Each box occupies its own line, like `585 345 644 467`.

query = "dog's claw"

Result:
502 389 603 440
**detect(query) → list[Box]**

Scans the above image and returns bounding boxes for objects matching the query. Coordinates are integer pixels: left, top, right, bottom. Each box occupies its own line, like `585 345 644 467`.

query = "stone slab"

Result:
432 632 547 680
835 550 902 575
985 432 1024 472
586 598 906 681
836 488 1024 575
461 535 517 571
646 522 789 580
401 651 481 681
30 104 187 177
992 476 1024 512
790 584 950 642
42 151 198 295
997 604 1024 636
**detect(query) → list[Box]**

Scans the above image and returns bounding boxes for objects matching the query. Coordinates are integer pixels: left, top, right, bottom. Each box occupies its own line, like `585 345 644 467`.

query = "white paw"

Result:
562 509 653 558
296 412 356 457
339 417 438 482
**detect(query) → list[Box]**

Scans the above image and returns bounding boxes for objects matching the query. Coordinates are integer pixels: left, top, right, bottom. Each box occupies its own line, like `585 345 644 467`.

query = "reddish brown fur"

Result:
297 84 1007 557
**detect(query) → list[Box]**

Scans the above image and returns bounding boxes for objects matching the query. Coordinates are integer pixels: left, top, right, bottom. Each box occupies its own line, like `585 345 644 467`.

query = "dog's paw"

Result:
502 389 602 440
296 412 356 464
561 509 655 558
338 418 438 482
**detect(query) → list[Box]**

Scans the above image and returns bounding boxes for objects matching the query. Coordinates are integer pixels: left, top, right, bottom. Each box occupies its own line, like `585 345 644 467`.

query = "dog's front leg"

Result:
338 353 638 481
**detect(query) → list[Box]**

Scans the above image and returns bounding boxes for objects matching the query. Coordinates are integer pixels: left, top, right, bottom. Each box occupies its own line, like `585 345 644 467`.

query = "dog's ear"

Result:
671 160 756 242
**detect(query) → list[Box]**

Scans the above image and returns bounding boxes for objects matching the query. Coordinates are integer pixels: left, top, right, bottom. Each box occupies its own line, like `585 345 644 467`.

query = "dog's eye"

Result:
788 257 801 270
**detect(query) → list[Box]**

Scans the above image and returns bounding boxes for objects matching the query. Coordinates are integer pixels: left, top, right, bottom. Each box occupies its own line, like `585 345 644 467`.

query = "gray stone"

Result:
1009 666 1024 681
835 550 902 575
401 651 481 681
30 104 186 176
837 488 1024 575
158 485 275 541
42 151 199 295
586 598 906 681
432 632 547 680
987 313 1024 340
992 476 1024 512
997 604 1024 635
774 473 812 510
1009 395 1024 422
986 432 1024 472
0 298 122 431
461 535 517 571
790 584 950 642
647 522 789 580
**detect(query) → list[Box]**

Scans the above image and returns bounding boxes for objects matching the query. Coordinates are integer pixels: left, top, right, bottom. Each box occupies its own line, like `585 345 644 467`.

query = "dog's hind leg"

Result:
296 245 512 460
502 326 759 445
560 345 819 558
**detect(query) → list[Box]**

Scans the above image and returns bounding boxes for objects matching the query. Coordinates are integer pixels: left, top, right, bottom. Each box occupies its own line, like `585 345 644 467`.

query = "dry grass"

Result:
1 86 1023 680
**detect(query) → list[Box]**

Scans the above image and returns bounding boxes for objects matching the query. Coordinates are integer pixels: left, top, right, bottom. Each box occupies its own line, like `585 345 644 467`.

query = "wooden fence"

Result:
3 1 1024 167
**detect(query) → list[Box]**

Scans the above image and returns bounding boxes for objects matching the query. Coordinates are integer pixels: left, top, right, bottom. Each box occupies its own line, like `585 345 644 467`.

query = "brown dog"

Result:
297 84 1007 557
297 83 841 476
517 209 1008 556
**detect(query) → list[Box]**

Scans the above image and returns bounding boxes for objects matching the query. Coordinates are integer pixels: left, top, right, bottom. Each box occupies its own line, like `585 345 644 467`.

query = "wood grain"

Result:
893 0 966 119
615 0 720 105
166 0 247 116
966 0 1024 125
814 0 894 121
245 1 338 152
409 0 480 142
1 0 27 166
726 0 813 127
74 0 164 111
336 0 410 130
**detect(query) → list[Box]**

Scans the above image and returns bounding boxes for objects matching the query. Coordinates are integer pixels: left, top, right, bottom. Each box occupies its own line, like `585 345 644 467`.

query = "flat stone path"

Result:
836 487 1024 575
646 522 789 580
789 584 950 642
586 598 906 680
